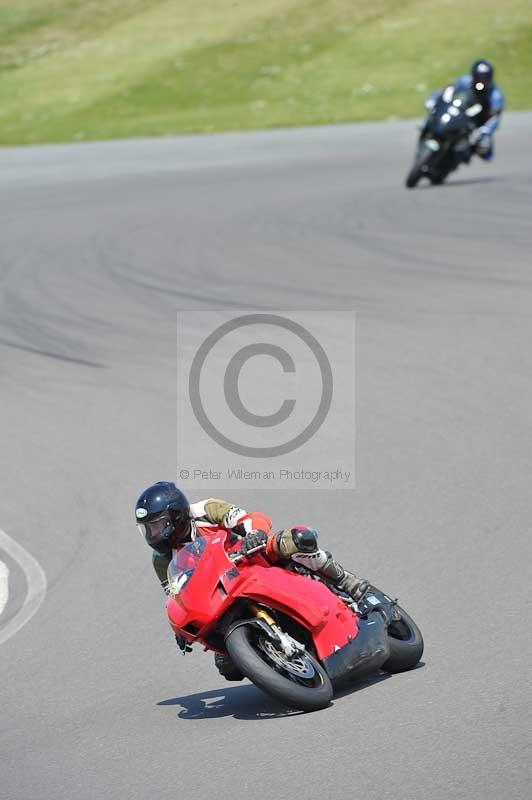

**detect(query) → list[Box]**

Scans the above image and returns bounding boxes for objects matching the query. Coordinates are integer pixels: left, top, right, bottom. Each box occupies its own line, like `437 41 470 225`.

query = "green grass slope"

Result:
0 0 531 144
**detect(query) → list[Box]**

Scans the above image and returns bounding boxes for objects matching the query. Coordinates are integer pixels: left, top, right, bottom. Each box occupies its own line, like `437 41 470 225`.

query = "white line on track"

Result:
0 529 47 646
0 560 8 617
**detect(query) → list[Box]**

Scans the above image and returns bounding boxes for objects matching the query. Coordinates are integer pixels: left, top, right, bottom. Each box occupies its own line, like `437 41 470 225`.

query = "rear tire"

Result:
382 606 424 673
430 150 460 185
225 623 333 712
430 172 447 185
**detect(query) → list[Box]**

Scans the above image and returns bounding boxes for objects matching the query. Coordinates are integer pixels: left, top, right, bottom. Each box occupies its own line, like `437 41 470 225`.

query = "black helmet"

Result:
471 59 494 93
135 481 190 550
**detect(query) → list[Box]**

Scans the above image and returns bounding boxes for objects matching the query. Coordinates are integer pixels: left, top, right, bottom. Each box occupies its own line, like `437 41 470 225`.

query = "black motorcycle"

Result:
405 86 484 188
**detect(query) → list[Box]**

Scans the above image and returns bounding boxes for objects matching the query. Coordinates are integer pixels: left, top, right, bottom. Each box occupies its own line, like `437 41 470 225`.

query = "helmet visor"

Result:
171 507 192 541
137 513 172 546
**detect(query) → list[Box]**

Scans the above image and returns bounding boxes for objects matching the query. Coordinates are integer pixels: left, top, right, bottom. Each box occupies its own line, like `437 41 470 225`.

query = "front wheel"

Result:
405 149 434 188
225 623 333 712
381 606 424 673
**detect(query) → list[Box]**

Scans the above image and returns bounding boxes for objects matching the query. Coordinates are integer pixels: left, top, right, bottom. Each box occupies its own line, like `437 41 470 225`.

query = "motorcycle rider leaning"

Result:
135 481 369 680
424 59 504 160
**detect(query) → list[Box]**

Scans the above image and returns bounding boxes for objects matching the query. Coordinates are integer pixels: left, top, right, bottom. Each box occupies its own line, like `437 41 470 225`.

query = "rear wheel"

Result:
225 623 333 712
382 606 424 673
430 149 461 185
430 157 454 185
430 171 447 185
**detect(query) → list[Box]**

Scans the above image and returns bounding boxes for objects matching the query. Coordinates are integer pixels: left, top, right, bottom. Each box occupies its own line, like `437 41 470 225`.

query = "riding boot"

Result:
317 553 369 602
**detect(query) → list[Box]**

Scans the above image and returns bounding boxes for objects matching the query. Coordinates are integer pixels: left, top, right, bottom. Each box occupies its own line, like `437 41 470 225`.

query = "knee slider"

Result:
290 525 319 553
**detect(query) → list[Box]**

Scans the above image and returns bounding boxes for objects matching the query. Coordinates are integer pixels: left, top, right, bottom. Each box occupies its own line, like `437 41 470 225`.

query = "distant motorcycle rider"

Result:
135 481 369 679
424 59 504 160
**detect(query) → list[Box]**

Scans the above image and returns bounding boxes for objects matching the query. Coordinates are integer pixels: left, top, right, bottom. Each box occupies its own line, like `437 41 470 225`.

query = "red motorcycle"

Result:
166 528 424 712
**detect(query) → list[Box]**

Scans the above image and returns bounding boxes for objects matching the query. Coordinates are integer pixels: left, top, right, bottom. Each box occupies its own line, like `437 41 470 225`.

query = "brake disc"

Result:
258 637 316 679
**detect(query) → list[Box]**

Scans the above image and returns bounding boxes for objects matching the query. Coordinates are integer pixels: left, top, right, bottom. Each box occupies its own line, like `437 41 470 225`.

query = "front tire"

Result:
405 149 434 188
382 606 424 673
225 623 333 712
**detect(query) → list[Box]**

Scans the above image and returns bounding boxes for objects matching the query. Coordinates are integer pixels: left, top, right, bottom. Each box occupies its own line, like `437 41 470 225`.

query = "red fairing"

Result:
167 525 233 638
233 565 358 659
166 529 358 661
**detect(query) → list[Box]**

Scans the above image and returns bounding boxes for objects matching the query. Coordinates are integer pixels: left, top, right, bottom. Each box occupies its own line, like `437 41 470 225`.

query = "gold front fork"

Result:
248 602 303 659
249 602 276 627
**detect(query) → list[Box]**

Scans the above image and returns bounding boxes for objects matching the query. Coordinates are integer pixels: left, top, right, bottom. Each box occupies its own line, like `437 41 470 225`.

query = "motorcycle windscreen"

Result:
167 536 207 596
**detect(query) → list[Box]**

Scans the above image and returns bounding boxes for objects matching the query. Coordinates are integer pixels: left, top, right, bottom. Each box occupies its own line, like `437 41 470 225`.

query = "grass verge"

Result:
0 0 531 144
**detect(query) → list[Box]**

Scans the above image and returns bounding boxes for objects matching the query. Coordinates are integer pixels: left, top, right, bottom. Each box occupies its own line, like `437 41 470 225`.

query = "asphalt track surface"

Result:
1 114 532 800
